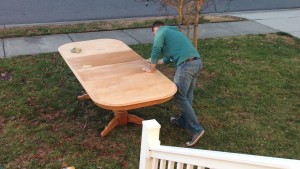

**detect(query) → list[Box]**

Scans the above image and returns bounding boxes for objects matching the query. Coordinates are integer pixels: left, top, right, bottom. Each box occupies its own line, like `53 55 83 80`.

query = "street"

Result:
0 0 300 25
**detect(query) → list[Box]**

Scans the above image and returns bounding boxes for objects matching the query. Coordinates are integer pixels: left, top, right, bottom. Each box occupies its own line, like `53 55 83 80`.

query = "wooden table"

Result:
58 39 177 137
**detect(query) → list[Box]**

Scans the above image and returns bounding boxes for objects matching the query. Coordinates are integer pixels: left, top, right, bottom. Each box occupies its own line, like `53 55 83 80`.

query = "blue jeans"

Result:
174 58 204 135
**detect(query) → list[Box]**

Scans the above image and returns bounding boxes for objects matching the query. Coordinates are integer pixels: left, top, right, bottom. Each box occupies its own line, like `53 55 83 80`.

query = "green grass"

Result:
0 34 299 168
0 17 178 39
0 15 243 39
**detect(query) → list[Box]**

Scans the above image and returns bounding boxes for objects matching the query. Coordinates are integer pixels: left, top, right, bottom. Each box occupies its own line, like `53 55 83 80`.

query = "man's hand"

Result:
142 64 156 73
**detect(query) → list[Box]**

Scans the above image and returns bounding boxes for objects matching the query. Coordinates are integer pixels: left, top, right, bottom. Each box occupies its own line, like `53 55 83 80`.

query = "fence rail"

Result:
139 119 300 169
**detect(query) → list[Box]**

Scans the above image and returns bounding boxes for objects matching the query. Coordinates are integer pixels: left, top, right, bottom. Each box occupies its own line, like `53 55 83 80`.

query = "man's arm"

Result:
146 58 164 65
143 28 165 73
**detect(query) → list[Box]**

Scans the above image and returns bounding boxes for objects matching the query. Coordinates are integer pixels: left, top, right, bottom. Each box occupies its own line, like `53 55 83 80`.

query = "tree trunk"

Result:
184 1 194 38
193 0 204 48
177 0 184 32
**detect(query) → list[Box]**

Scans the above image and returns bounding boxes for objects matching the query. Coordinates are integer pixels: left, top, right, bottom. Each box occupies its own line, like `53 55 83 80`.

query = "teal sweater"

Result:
150 26 200 66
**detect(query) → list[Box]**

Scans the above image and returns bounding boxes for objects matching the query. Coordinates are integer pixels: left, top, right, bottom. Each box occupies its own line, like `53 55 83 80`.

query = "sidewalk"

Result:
1 8 300 59
228 8 300 38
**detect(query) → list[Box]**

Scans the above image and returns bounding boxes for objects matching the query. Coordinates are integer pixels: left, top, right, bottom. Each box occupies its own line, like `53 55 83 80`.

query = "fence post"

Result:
139 119 161 169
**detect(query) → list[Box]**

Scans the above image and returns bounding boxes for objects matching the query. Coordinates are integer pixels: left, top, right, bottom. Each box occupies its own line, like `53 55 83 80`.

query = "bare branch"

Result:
141 0 235 46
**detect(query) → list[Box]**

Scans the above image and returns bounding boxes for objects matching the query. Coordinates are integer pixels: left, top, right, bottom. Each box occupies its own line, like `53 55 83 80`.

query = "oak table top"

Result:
58 39 177 137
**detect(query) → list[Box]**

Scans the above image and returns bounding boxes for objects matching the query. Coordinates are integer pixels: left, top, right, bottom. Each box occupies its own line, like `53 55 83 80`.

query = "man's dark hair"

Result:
152 21 165 32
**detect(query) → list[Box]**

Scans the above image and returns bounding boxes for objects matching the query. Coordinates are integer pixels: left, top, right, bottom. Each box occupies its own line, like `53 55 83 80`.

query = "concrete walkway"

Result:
1 8 299 59
229 8 300 38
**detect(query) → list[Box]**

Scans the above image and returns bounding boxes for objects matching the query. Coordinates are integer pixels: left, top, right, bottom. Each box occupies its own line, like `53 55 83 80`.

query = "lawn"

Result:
0 34 299 169
0 15 243 39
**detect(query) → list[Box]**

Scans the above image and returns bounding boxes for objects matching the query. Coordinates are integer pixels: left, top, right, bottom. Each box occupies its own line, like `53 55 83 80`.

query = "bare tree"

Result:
142 0 233 47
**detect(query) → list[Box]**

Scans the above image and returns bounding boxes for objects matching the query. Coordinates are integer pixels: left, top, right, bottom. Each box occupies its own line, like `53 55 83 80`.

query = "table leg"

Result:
128 114 143 125
77 93 90 100
100 110 144 137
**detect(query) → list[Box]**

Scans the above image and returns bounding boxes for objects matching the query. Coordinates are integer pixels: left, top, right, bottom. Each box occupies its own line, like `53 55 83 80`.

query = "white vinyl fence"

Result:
139 119 300 169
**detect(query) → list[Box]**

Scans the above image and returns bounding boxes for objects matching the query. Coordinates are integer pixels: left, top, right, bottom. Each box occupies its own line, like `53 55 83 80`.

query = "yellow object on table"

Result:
58 39 177 137
70 47 81 53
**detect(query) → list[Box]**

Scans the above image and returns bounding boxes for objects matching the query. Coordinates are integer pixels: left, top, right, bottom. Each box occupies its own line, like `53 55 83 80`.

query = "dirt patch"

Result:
198 70 216 88
0 116 5 134
227 57 246 64
203 15 245 23
0 70 13 81
266 34 295 45
11 144 53 167
283 36 295 45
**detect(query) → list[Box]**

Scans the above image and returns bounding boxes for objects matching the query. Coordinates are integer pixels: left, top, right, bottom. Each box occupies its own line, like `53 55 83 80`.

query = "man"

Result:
142 21 205 147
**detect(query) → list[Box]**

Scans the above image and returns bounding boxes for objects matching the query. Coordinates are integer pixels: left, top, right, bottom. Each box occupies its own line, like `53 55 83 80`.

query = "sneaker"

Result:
170 117 184 129
186 130 205 147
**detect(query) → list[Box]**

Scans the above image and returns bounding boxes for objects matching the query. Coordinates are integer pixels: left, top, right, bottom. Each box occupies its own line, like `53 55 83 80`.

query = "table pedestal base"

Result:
100 111 144 137
78 93 144 137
